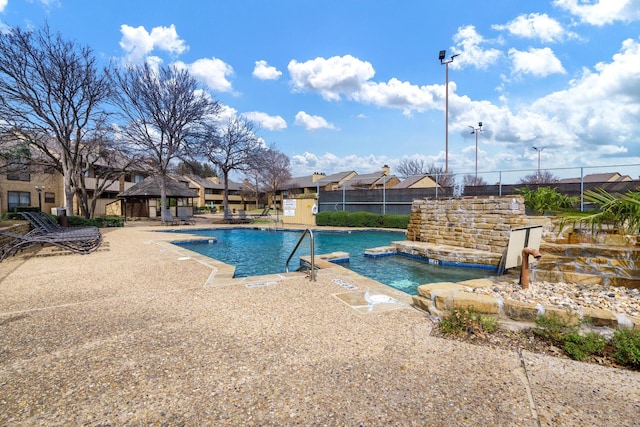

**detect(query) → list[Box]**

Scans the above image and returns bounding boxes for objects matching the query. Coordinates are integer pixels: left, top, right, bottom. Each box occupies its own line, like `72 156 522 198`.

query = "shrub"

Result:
563 331 606 361
533 312 578 345
612 328 640 368
315 211 409 229
439 307 498 335
517 187 578 215
66 215 124 228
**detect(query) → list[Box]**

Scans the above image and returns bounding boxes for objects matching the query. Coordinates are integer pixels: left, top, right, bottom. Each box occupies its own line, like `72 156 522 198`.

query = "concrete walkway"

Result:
0 224 638 426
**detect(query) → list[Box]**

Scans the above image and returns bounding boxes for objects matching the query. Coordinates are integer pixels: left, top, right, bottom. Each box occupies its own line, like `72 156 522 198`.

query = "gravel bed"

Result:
471 280 640 317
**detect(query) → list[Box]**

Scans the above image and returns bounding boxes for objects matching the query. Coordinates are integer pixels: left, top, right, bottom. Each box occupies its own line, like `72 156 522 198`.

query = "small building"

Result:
117 175 198 219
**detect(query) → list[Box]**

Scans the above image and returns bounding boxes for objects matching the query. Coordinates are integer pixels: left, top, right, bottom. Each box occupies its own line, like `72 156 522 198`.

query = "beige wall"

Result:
281 198 317 226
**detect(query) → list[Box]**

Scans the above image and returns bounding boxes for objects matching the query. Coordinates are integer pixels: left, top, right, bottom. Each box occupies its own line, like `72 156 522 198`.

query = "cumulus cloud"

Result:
508 47 566 77
253 60 282 80
288 55 375 101
119 24 188 64
287 54 442 114
173 57 234 93
290 152 394 176
553 0 640 26
492 13 571 43
294 111 336 131
449 25 503 71
0 0 7 12
242 111 287 131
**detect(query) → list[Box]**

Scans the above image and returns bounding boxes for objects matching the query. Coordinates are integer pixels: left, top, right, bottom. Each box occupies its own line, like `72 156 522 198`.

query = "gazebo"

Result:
117 175 198 220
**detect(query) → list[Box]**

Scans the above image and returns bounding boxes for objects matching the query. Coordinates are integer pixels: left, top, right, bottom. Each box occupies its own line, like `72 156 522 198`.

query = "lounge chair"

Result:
162 210 181 226
178 214 196 225
19 212 100 238
0 227 103 262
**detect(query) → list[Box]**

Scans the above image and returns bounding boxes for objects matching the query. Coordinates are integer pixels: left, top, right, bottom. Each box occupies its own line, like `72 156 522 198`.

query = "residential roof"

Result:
285 171 355 189
118 175 198 198
393 174 433 189
557 172 632 184
182 174 245 191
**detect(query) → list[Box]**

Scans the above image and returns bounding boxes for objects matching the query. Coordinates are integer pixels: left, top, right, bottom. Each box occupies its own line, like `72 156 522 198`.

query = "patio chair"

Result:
19 212 100 238
162 210 181 226
0 227 103 262
178 213 196 225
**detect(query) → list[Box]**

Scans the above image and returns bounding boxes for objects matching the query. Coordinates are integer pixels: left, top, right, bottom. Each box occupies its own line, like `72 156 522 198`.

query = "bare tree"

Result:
518 170 558 184
396 159 427 178
255 147 291 212
110 63 219 221
0 24 112 214
200 117 263 219
396 159 455 188
462 174 487 187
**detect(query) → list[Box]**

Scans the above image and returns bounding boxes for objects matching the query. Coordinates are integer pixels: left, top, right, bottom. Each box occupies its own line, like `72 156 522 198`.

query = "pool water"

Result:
172 228 493 295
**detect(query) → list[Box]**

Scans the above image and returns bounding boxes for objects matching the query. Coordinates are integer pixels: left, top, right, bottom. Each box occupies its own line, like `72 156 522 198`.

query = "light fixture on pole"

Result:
439 49 459 177
469 122 483 184
532 146 544 183
35 186 44 212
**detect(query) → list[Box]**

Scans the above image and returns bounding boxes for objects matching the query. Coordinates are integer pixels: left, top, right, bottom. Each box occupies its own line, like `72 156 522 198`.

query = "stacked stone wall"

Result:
407 196 529 255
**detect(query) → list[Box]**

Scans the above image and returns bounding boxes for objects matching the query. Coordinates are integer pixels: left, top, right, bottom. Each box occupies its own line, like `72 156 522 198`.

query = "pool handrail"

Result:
285 228 316 281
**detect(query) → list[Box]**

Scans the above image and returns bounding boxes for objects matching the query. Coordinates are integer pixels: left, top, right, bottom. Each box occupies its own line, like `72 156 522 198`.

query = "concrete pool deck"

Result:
1 222 639 425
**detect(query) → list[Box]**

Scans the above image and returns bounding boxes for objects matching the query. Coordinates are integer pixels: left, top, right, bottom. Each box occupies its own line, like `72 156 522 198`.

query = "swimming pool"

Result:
172 228 493 295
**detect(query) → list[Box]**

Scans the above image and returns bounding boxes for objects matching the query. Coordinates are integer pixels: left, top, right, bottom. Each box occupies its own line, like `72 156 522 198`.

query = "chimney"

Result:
312 172 326 182
381 165 390 176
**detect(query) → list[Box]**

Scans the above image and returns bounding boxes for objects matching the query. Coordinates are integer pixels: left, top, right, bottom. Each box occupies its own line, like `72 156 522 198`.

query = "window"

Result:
134 175 145 183
44 192 55 203
7 191 31 212
6 164 30 181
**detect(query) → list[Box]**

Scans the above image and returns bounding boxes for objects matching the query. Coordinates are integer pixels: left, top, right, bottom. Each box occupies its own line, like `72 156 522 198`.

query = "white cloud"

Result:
119 24 188 64
553 0 640 26
356 79 440 115
173 57 234 93
290 152 394 176
294 111 336 131
253 60 282 80
492 13 569 43
508 47 566 77
288 55 375 101
287 54 443 114
449 25 503 71
242 111 287 131
0 0 7 12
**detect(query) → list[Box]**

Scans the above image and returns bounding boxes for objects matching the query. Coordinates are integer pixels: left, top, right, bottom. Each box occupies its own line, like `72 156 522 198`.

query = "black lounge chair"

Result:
19 212 100 238
0 227 102 262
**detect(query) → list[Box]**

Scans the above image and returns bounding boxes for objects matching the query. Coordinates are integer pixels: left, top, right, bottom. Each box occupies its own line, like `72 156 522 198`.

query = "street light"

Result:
35 186 44 212
532 146 545 183
469 122 483 184
439 49 459 177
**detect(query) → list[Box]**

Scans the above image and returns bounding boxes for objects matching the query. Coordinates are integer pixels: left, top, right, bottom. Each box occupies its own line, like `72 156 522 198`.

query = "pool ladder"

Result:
285 228 316 281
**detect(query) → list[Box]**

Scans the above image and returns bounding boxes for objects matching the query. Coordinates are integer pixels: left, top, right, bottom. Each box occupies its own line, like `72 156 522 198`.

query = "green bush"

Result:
517 187 578 215
440 307 498 335
612 328 640 368
315 211 408 229
66 215 124 228
533 312 578 344
563 331 606 361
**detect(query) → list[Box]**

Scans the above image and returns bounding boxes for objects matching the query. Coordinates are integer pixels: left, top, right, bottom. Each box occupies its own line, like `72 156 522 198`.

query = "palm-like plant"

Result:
561 187 640 235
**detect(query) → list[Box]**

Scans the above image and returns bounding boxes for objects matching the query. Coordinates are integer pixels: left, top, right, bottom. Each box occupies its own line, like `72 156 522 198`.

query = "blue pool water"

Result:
172 228 493 295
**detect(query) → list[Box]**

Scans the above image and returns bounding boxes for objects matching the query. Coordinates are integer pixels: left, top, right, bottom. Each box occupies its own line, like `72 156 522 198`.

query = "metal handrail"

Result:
285 228 315 281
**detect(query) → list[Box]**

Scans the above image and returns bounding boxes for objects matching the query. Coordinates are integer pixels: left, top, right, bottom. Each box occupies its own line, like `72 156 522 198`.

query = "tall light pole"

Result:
35 186 43 212
439 50 459 177
469 122 482 184
532 146 544 183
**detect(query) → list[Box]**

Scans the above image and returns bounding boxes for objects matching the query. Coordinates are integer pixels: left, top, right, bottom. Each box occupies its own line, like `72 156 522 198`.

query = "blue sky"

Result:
1 0 640 181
